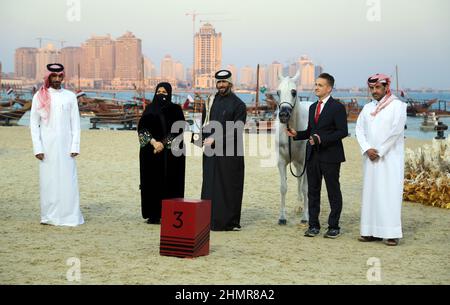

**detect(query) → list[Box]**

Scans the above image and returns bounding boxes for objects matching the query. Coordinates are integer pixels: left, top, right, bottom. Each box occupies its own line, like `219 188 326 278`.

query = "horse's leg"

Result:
301 172 309 224
291 161 302 215
293 160 308 225
293 150 309 224
298 144 309 224
278 160 288 225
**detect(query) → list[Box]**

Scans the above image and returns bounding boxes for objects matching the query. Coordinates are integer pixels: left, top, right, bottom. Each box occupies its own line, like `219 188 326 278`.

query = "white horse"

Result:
275 72 312 225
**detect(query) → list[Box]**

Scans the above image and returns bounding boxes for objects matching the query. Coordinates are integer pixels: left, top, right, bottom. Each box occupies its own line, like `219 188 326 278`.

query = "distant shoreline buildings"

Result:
7 23 326 91
8 24 318 92
5 24 444 92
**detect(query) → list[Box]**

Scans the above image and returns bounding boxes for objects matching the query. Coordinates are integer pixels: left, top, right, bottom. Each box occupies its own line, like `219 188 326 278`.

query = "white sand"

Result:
0 127 449 284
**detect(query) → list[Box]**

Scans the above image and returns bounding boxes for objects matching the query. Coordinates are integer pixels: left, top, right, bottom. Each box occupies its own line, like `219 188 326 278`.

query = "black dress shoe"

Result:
304 227 320 237
324 228 341 239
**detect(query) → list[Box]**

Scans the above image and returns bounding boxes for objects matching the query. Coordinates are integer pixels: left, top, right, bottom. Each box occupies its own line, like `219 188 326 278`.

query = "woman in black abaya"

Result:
137 82 186 224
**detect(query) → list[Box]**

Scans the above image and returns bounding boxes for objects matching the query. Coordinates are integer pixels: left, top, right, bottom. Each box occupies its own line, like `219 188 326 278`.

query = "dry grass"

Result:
404 138 450 209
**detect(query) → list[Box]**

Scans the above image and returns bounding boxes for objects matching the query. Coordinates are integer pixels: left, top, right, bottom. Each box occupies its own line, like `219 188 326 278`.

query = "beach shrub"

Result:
404 138 450 209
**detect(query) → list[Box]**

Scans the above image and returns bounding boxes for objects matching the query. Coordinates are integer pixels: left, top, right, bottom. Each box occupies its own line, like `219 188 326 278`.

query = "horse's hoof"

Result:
278 219 287 225
298 220 308 227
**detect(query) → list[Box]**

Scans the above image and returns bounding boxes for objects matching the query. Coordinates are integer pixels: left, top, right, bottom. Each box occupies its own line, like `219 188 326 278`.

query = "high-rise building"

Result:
226 64 238 85
115 31 142 81
81 35 115 80
299 55 315 91
268 61 283 90
160 55 175 80
186 67 193 84
143 57 157 78
15 47 37 79
315 65 324 79
60 47 82 81
35 44 60 81
240 65 254 88
174 61 185 81
194 23 222 89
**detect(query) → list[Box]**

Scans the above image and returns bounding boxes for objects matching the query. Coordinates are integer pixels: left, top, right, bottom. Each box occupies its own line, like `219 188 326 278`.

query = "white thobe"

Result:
30 88 84 226
355 98 407 239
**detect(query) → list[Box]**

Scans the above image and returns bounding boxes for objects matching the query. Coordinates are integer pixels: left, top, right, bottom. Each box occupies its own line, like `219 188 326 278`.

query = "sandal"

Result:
358 236 382 242
385 239 399 246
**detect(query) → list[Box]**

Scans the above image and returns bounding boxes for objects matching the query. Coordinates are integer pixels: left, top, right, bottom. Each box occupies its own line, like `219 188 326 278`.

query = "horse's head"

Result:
276 71 300 124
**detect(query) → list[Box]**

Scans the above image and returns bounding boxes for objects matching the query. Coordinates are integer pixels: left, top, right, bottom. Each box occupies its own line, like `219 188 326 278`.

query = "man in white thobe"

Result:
30 63 84 226
355 73 406 246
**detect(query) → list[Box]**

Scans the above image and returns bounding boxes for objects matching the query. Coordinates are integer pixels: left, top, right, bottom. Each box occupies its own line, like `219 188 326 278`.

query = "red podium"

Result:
160 198 211 258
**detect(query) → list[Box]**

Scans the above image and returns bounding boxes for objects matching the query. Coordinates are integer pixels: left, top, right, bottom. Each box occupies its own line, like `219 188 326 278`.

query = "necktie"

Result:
314 100 323 124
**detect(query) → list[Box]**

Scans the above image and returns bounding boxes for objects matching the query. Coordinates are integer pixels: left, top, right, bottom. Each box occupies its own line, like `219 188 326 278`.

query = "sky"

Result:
1 0 449 89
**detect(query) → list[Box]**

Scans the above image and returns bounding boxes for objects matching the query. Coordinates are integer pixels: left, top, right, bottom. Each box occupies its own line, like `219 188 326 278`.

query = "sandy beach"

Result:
0 126 449 284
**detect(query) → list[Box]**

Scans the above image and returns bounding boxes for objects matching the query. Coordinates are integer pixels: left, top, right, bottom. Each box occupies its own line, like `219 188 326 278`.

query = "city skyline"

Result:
10 32 320 91
1 0 449 89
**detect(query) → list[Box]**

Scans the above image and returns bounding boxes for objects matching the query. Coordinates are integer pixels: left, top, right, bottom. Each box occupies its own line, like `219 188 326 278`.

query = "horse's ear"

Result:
278 73 284 81
292 70 300 82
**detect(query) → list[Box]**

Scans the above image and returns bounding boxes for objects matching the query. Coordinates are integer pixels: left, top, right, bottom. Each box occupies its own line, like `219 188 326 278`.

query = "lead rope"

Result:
287 123 307 178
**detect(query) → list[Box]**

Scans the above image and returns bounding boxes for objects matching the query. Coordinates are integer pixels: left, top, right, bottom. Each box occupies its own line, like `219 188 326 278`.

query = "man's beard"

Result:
50 82 62 89
218 86 231 96
372 93 385 101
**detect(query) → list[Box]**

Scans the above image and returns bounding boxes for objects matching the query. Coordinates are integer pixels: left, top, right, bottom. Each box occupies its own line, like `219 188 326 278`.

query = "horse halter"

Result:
278 89 298 125
278 88 307 179
277 89 298 111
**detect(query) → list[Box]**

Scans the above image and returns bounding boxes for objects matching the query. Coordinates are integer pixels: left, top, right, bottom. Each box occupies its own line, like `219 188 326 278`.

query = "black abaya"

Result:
201 92 247 231
137 83 186 222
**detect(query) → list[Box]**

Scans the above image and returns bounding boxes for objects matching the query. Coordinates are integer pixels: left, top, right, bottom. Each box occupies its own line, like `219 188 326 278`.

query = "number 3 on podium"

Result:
173 211 183 229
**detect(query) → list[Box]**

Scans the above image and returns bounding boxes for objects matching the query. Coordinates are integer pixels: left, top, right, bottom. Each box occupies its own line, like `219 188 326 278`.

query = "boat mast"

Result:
0 61 2 93
141 56 146 112
255 64 260 117
396 65 399 95
77 63 81 90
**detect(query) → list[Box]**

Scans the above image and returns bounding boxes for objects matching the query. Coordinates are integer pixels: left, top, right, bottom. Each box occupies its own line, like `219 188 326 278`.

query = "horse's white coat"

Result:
275 72 313 224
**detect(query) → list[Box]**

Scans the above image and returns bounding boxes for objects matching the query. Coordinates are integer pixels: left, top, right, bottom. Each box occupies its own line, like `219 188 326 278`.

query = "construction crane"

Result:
185 11 226 34
36 37 67 49
185 11 226 89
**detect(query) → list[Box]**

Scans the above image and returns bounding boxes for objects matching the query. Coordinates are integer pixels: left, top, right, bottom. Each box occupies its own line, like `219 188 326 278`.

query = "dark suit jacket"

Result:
294 97 348 163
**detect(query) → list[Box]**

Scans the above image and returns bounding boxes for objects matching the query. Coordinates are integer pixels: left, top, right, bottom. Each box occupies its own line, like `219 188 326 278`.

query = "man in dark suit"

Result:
286 73 348 238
